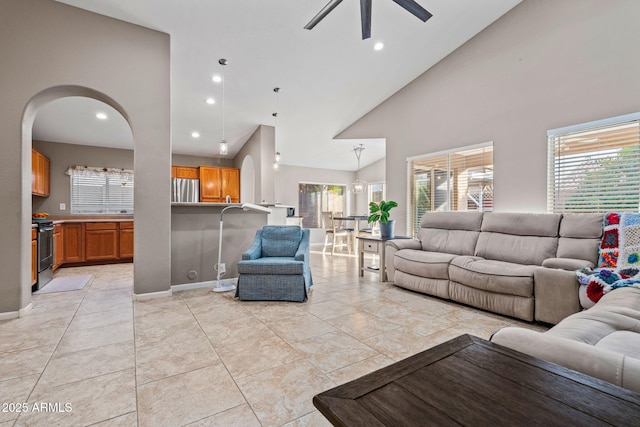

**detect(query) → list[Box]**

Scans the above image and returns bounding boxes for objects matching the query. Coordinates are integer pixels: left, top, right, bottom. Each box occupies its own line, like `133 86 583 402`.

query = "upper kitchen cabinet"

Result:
221 167 240 203
31 148 50 197
198 166 240 202
174 166 199 179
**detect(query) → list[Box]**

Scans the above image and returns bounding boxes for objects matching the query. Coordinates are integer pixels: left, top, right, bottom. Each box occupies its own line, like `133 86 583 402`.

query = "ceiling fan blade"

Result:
360 0 372 39
304 0 344 30
391 0 433 22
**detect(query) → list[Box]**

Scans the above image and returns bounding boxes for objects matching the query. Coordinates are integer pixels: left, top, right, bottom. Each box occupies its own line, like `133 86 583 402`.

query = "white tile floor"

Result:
0 251 546 426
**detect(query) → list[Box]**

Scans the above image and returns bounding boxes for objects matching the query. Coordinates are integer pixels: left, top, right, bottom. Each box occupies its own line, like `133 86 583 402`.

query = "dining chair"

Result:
322 211 351 255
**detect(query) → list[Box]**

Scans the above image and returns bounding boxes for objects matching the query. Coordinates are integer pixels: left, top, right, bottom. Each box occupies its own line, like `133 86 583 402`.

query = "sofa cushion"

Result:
260 226 302 257
595 331 640 359
237 257 304 275
556 238 601 265
481 212 562 237
475 232 558 266
420 211 483 231
449 256 534 297
394 249 457 280
560 214 604 238
418 229 480 256
542 257 594 270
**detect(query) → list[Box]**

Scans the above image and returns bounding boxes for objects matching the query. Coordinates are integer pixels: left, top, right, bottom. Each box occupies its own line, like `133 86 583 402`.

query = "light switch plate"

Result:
59 203 66 210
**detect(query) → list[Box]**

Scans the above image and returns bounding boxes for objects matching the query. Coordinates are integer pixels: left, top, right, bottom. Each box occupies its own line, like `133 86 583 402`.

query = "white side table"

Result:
357 234 412 282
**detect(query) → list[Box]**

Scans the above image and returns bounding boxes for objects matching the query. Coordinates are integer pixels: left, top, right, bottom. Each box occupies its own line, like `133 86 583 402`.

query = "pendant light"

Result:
273 87 281 170
351 144 367 193
219 58 228 156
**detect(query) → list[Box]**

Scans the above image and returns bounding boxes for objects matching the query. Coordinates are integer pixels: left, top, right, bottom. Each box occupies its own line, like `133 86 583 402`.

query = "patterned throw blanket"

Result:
576 212 640 305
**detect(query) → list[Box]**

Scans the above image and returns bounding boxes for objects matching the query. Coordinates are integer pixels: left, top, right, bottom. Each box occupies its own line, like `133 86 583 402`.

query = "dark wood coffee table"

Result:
313 334 640 426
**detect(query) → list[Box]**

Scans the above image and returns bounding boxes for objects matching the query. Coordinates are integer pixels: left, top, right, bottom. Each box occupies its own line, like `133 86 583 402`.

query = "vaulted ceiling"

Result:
38 0 521 170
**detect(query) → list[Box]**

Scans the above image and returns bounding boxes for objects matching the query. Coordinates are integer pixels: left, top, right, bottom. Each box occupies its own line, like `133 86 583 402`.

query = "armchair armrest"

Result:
242 230 263 260
295 229 310 262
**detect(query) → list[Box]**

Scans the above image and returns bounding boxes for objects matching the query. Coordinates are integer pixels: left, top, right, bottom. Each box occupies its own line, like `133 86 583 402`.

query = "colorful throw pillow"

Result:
597 212 620 268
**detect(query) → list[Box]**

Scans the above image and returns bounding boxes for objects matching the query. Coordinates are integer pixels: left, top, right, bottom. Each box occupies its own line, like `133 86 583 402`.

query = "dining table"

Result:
333 215 370 251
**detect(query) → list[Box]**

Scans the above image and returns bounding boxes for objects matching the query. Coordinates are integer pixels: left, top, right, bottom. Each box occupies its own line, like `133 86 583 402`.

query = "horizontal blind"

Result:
408 144 493 236
548 120 640 213
71 171 134 214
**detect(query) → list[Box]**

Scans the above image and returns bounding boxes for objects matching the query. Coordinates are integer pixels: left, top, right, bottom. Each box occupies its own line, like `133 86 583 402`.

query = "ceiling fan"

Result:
304 0 433 40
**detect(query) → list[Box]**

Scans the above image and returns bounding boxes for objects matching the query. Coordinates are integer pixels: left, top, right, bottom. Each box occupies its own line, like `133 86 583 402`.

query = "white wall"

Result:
338 0 640 235
233 125 276 204
354 158 386 216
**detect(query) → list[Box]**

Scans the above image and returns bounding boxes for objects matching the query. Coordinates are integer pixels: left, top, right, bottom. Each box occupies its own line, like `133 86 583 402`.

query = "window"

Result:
548 113 640 213
368 182 385 205
298 183 346 228
68 166 134 214
407 143 493 236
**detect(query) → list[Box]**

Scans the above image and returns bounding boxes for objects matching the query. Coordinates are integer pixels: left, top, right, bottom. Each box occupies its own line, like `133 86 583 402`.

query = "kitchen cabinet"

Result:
221 167 240 203
31 228 37 286
199 166 240 202
31 149 50 197
85 222 118 261
63 223 84 263
119 221 134 259
199 166 222 202
53 224 63 270
175 166 199 179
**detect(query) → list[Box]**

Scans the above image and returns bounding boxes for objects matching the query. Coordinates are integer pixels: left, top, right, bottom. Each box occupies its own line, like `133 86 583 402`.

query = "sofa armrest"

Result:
534 267 581 324
386 239 422 251
542 257 595 271
491 327 640 393
242 230 263 260
384 239 420 283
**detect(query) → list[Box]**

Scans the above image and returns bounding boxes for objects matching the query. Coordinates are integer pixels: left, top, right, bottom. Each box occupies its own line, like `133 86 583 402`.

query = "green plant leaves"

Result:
368 200 397 224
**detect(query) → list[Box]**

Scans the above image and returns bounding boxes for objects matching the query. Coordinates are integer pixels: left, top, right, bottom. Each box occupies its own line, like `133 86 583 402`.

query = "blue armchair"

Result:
235 226 313 302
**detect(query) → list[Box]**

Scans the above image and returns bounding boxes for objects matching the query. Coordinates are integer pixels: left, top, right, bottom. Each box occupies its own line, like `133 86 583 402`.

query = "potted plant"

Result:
368 200 398 238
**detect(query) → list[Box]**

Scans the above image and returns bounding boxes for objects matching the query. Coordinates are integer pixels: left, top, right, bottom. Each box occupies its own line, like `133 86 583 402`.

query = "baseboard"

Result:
19 302 33 317
171 278 238 292
132 289 173 301
0 302 34 320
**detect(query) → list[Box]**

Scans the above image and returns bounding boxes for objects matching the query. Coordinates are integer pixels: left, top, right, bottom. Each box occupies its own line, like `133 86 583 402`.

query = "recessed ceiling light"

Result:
205 97 215 105
191 131 200 138
212 75 222 83
95 112 108 120
374 42 384 51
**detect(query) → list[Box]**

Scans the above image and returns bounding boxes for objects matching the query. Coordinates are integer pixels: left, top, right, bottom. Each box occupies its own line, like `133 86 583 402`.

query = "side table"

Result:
357 234 412 281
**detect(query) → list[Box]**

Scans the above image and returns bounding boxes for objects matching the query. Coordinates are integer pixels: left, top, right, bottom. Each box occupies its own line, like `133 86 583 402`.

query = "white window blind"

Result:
298 183 346 228
407 143 493 237
69 167 134 214
548 115 640 213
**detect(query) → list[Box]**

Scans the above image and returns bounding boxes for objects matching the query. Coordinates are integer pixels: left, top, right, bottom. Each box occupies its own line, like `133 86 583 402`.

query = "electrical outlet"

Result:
59 203 66 210
218 263 226 275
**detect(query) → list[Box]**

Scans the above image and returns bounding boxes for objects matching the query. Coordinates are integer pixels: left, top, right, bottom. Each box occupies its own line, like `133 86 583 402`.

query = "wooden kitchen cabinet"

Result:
31 148 50 197
85 222 118 261
175 166 199 179
221 167 240 203
31 229 37 286
63 223 84 263
199 166 240 202
53 224 63 270
199 166 222 202
119 222 134 259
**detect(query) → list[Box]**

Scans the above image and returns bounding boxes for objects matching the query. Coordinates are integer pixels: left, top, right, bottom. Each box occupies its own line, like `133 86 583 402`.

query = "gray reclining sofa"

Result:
385 212 603 324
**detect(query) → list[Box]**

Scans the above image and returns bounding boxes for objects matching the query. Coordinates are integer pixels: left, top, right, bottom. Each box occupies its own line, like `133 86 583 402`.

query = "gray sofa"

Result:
385 212 603 323
491 287 640 393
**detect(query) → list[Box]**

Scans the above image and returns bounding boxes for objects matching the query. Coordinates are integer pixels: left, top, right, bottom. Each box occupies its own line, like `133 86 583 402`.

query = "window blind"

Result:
407 144 493 237
70 169 134 214
548 117 640 213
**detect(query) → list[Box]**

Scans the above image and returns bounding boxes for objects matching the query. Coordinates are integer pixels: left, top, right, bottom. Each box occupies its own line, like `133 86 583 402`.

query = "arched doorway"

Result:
19 86 133 314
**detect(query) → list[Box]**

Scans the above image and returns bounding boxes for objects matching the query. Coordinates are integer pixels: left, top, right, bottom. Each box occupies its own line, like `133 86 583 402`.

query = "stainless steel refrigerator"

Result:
171 178 200 203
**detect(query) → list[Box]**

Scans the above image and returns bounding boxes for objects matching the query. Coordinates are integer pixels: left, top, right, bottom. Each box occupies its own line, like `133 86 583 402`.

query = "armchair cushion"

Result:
238 257 304 275
261 226 302 257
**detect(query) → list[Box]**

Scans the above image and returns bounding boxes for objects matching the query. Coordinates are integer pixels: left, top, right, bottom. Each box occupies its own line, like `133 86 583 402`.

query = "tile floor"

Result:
0 251 547 426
